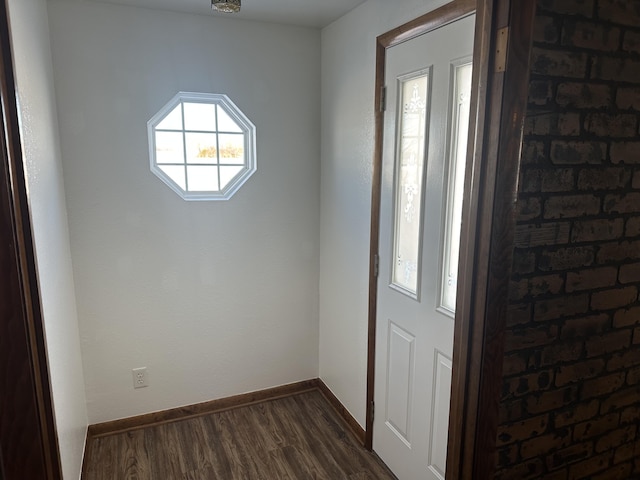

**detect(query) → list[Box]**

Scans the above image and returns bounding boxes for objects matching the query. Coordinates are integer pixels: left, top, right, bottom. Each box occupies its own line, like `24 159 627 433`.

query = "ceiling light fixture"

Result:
211 0 241 13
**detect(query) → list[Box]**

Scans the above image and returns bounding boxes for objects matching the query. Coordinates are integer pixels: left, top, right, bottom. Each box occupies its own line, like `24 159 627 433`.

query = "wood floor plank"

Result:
83 389 396 480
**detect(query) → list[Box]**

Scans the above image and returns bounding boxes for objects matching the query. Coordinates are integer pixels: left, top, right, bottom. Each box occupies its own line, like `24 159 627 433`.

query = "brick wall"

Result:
495 0 640 478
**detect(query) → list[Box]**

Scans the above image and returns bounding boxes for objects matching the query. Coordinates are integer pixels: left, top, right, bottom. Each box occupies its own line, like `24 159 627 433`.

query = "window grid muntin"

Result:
148 92 256 201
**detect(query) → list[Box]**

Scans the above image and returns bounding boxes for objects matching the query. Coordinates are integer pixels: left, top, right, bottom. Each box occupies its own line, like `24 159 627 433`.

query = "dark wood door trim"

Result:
0 0 62 478
365 1 537 478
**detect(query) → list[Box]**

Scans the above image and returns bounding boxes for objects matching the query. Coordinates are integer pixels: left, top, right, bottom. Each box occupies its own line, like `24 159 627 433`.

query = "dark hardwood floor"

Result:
83 390 396 479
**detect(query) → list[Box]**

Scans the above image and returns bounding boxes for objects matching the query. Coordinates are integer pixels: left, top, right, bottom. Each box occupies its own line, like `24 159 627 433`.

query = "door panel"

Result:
374 13 475 480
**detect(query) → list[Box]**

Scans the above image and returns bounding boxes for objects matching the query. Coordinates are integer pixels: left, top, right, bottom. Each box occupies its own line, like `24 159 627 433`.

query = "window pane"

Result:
156 104 183 131
187 165 219 192
219 165 244 190
217 105 243 133
217 134 245 165
159 165 186 190
155 131 184 164
392 75 429 295
441 62 473 313
183 102 217 131
185 132 218 165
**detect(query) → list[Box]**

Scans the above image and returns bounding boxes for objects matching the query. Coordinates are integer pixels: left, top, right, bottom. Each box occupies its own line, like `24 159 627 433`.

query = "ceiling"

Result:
87 0 368 28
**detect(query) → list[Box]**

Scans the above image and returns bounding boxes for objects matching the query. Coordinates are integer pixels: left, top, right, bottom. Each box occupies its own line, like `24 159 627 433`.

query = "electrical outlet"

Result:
132 367 148 389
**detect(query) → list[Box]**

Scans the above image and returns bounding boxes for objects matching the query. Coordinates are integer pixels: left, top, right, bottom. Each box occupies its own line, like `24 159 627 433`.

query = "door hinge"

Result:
379 86 387 112
495 26 509 73
374 254 380 277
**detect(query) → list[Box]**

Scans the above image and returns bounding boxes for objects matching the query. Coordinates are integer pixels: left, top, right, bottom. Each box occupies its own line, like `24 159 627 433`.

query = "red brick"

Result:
619 262 640 283
603 193 640 214
591 56 640 83
578 167 630 190
607 348 640 371
595 426 636 454
544 194 600 219
571 218 624 243
634 171 640 189
557 82 611 108
591 286 638 311
505 325 559 352
540 246 594 271
573 413 619 441
522 140 546 165
551 141 605 165
597 240 640 263
510 274 564 300
597 0 640 27
568 451 613 480
525 387 577 415
507 303 533 326
529 80 554 105
546 442 593 471
495 460 545 479
561 20 620 51
554 399 600 428
626 217 640 237
620 404 640 424
584 113 637 137
616 87 640 110
555 359 605 386
581 372 626 398
560 313 609 339
566 267 617 292
538 0 594 17
535 294 589 321
601 387 640 413
610 142 640 164
627 364 640 385
526 113 580 136
500 399 525 423
513 250 536 274
591 462 633 480
517 197 542 221
613 306 640 328
515 223 571 248
531 48 588 78
623 30 640 54
634 327 640 345
496 414 550 445
503 369 553 397
614 439 640 464
585 329 632 356
541 340 584 366
520 430 572 459
502 352 528 376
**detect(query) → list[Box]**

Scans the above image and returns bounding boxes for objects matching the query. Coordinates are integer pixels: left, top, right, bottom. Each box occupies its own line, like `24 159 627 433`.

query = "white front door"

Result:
373 13 475 480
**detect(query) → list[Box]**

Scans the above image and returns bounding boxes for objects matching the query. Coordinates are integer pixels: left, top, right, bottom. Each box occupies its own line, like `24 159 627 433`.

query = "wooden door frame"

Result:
365 1 537 479
0 0 63 478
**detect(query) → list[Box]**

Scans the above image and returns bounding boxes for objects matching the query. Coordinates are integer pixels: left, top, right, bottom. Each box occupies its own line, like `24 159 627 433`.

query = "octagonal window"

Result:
148 92 256 201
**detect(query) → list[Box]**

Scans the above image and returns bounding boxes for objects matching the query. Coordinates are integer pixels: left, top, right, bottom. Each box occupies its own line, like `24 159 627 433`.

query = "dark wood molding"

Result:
316 379 366 445
0 0 63 478
366 0 476 452
87 379 319 438
447 1 537 479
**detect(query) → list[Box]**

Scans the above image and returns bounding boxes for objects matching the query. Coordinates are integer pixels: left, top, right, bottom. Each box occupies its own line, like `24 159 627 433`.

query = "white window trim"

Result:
147 91 257 201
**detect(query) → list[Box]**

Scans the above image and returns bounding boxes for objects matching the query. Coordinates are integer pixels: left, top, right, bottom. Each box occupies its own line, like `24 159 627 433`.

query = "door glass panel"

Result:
391 72 430 296
440 62 473 314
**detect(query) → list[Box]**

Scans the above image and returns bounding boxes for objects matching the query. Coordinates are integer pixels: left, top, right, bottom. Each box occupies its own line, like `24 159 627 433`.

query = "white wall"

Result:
319 0 450 427
7 0 88 477
48 0 321 424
